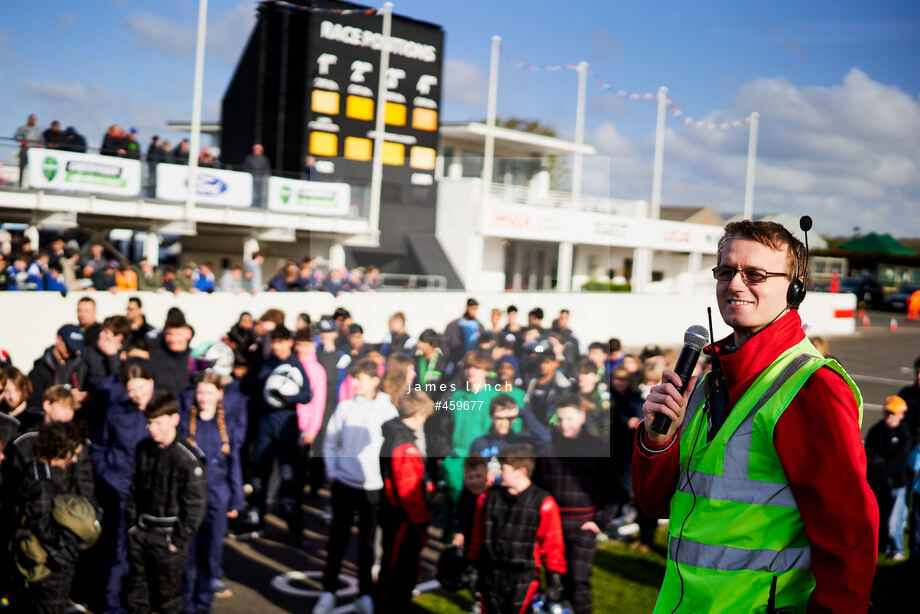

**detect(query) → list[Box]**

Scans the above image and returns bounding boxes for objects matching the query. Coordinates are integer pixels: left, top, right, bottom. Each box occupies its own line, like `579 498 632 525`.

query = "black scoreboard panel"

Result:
304 0 443 192
222 0 443 191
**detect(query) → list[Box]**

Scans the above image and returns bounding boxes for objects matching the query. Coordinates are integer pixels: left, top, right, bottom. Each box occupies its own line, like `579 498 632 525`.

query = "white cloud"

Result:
123 2 256 63
25 80 94 104
443 59 489 109
582 68 920 236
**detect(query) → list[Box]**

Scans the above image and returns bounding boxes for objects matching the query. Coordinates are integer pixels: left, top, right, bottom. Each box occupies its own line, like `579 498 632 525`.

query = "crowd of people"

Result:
0 291 678 613
9 114 320 198
0 232 383 296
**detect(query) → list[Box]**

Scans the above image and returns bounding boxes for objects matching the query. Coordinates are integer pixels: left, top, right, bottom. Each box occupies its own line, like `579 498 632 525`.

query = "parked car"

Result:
883 284 920 312
815 275 884 308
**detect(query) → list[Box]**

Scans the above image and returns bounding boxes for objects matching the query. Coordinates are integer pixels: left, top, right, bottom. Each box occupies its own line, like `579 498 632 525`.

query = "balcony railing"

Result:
488 181 642 217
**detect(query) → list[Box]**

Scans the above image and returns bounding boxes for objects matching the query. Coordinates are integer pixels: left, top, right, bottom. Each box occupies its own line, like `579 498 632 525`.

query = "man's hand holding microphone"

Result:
642 325 708 444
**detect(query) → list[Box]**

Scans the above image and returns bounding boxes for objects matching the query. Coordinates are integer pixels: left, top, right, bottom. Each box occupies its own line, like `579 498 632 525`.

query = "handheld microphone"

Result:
650 325 710 435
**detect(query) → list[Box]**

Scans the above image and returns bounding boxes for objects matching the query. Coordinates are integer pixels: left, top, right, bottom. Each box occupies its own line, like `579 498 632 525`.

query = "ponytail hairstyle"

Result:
189 371 230 456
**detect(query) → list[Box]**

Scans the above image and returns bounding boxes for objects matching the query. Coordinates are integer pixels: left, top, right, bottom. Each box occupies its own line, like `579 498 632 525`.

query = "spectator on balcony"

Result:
321 267 347 297
59 248 82 292
242 144 271 207
0 253 9 290
268 261 304 292
137 258 163 292
125 127 141 160
172 139 190 164
198 146 217 168
243 252 264 293
192 261 216 293
42 120 67 150
344 268 364 293
80 240 106 272
146 135 161 195
159 139 173 163
298 258 317 290
101 124 128 157
62 126 88 153
27 250 51 279
161 265 178 293
302 155 317 181
48 237 66 267
42 263 68 294
6 254 39 291
115 261 138 291
176 262 195 293
93 260 118 292
14 113 42 187
218 264 244 293
361 266 382 291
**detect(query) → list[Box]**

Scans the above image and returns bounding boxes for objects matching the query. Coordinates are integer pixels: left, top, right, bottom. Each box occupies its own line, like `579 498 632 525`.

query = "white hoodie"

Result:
323 391 399 490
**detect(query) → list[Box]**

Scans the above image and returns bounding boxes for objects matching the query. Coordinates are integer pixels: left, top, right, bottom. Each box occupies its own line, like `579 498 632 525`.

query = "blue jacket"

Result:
178 379 248 453
179 410 245 512
258 354 312 411
909 443 920 495
92 398 150 496
468 407 551 458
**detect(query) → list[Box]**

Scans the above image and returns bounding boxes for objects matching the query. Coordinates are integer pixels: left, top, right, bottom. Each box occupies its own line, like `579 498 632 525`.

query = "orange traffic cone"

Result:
862 313 871 327
890 317 898 332
858 307 866 321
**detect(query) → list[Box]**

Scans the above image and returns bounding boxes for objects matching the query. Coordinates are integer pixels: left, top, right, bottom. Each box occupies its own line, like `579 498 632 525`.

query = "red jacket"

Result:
381 418 430 525
633 310 878 614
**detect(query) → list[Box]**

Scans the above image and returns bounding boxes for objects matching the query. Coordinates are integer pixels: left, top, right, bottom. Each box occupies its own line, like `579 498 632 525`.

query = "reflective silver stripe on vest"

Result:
670 536 812 572
722 354 816 480
677 353 817 506
679 381 708 436
678 471 797 507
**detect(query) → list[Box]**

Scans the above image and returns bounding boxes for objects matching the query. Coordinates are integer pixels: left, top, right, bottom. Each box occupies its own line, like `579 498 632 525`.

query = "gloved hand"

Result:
544 571 564 603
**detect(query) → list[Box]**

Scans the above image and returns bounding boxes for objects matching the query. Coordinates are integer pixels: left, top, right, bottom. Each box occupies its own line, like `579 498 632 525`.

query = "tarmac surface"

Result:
213 310 920 613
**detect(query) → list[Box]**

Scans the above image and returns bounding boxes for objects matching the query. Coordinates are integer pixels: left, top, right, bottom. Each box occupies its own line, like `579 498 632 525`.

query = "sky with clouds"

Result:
1 0 918 237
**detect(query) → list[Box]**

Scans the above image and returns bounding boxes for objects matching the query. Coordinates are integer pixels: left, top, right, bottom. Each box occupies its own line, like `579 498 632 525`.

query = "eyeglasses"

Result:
712 266 789 285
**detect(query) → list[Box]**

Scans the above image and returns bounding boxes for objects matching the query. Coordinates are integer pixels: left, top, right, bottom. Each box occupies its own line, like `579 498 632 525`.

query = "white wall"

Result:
435 179 479 286
0 290 856 368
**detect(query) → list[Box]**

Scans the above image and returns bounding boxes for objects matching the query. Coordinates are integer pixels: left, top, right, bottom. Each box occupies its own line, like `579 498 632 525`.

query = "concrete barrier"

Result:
0 290 855 368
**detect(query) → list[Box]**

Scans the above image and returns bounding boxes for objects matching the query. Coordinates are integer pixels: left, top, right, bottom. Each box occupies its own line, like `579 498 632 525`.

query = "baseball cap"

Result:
57 325 84 352
884 396 907 415
466 298 479 307
319 318 337 333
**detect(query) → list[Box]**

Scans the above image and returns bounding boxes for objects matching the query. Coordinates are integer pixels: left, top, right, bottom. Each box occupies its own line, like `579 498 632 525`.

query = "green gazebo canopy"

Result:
838 232 918 255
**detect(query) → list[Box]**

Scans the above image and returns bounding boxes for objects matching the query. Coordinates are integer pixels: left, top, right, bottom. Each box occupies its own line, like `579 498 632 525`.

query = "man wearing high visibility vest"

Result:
633 220 879 613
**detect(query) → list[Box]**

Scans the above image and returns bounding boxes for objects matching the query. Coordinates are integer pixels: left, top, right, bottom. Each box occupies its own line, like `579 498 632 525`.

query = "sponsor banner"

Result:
155 163 253 207
267 177 350 216
482 202 720 253
27 148 141 197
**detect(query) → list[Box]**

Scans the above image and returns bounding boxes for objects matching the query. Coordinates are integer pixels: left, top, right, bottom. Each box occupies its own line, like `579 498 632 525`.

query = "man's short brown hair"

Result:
144 391 178 420
717 220 806 279
397 390 434 420
351 357 381 379
462 350 492 372
463 456 488 474
489 394 518 416
498 442 536 477
43 385 79 409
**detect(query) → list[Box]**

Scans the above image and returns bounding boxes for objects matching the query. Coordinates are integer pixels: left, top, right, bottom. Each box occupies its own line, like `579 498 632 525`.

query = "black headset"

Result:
786 215 812 308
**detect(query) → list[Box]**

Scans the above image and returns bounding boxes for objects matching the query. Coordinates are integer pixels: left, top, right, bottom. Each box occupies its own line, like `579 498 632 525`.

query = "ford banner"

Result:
155 163 254 207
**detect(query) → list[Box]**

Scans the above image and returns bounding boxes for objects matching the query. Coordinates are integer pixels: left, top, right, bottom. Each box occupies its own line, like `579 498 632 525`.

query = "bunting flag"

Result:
264 0 381 15
502 48 751 131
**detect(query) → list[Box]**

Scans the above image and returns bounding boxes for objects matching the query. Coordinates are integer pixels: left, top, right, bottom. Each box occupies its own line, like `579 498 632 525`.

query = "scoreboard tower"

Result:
222 0 456 281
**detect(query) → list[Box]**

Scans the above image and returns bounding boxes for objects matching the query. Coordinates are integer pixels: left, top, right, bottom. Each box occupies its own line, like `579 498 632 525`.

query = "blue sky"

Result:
1 0 919 236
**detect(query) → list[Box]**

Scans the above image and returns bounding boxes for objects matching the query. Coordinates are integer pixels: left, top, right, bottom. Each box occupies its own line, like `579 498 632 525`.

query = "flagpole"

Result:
368 2 393 240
